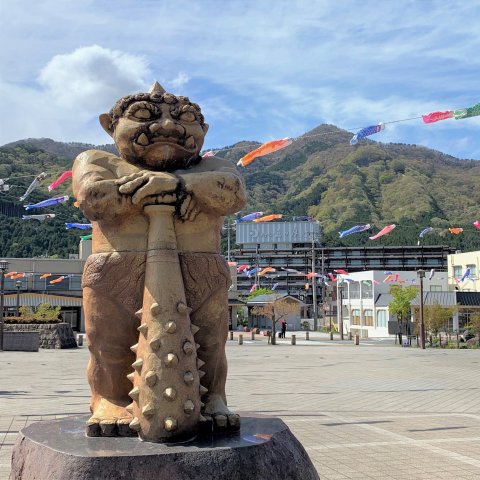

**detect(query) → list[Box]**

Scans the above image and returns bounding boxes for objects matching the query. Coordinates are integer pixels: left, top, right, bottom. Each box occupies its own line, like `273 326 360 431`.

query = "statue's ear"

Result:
202 123 209 134
99 113 114 137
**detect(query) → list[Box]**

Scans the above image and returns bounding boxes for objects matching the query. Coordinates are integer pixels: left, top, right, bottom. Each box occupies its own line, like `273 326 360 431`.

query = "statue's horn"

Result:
149 81 166 94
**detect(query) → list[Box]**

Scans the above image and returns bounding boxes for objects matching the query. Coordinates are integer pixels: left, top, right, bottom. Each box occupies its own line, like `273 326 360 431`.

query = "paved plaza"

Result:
1 333 479 479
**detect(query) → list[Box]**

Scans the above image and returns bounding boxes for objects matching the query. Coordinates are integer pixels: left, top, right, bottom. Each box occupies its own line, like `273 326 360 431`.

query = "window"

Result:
377 310 388 328
430 285 442 292
467 264 477 276
361 281 373 299
352 309 361 325
453 266 462 278
349 282 360 299
364 309 373 326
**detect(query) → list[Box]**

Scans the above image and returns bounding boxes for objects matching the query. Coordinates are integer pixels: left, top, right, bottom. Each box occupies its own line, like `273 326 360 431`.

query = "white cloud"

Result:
169 72 190 90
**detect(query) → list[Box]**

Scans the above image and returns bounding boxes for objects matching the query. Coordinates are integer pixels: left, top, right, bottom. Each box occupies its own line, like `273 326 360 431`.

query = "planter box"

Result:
3 331 39 351
5 323 77 349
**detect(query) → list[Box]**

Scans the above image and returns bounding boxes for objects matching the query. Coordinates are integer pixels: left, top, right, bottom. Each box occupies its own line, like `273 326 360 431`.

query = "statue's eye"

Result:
133 108 152 120
179 111 196 122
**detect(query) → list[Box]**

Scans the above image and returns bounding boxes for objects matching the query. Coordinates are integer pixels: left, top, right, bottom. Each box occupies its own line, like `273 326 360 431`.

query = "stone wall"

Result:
5 323 77 349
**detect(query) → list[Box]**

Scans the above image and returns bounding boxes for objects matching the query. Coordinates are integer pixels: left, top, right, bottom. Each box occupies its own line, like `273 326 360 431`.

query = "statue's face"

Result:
109 93 208 170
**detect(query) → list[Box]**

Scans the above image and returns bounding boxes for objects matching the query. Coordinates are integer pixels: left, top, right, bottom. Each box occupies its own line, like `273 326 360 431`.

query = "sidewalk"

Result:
1 339 480 479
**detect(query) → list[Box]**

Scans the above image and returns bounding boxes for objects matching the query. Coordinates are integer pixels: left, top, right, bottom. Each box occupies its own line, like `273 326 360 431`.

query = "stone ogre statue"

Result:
73 82 246 441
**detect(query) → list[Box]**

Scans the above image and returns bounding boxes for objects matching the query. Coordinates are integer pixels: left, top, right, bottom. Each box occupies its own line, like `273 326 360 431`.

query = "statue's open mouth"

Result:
135 133 196 151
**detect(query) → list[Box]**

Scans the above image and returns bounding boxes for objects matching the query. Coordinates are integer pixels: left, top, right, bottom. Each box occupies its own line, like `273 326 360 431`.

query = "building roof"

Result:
246 294 304 306
4 293 83 307
456 292 480 306
410 292 457 307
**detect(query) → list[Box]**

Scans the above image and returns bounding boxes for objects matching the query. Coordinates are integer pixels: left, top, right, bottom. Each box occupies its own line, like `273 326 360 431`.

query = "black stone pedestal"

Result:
11 414 319 480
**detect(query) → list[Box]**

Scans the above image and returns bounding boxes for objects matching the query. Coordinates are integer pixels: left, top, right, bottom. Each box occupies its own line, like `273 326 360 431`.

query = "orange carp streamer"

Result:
237 138 292 167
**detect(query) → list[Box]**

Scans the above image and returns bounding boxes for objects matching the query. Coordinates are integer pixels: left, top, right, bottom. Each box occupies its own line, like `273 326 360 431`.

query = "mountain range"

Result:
1 125 479 258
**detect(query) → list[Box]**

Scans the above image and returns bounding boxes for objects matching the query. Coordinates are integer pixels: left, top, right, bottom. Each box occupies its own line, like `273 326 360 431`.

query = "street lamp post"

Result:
417 269 426 349
15 280 22 317
0 259 9 351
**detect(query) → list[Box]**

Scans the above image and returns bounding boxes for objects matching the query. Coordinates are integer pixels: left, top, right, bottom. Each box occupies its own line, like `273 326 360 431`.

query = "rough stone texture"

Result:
3 331 39 351
11 414 319 480
5 323 77 349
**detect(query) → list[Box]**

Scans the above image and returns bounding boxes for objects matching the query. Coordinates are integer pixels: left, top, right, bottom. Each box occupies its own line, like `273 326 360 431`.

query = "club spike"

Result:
198 370 205 379
145 370 157 387
126 372 135 383
129 417 141 431
197 358 205 368
129 387 140 401
125 403 134 414
165 321 177 334
199 415 207 422
164 417 177 431
142 403 155 418
150 302 161 316
190 324 200 335
200 402 205 408
135 308 143 319
137 323 148 335
130 343 138 353
183 341 194 355
195 343 200 350
149 336 161 351
183 371 194 385
149 81 166 94
199 385 208 395
164 353 179 367
163 387 177 401
176 302 189 314
184 400 195 414
132 358 144 370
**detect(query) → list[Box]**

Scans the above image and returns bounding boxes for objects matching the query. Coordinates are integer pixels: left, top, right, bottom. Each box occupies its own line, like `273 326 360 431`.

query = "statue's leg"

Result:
82 253 145 436
180 253 240 431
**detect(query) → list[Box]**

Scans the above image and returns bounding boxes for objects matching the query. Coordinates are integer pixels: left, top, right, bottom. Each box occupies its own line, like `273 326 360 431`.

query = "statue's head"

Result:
100 82 209 170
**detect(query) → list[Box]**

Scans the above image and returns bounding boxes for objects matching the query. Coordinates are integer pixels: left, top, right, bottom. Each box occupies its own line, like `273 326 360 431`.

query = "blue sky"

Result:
1 0 479 159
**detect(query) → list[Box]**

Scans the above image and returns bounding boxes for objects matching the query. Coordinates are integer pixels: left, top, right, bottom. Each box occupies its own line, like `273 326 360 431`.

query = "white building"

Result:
337 270 448 338
447 250 480 292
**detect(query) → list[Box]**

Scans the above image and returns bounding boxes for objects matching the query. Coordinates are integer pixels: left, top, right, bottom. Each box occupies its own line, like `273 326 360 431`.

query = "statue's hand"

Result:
116 171 178 205
179 194 201 221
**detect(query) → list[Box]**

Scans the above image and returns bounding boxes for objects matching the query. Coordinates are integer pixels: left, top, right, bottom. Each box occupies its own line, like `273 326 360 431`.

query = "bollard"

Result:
348 331 352 341
238 334 243 345
251 331 255 341
77 334 84 346
305 331 309 341
354 333 359 345
229 331 233 341
291 334 296 345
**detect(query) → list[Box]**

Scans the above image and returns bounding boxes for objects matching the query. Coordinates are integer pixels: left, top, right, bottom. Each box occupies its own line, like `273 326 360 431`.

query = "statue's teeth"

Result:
184 400 195 414
191 324 200 335
149 336 161 351
183 342 194 355
130 343 138 353
150 302 161 316
132 358 144 370
165 321 177 333
145 370 157 387
183 371 194 385
135 309 143 319
197 358 205 368
163 387 177 401
164 353 179 367
129 417 141 431
126 372 135 383
137 323 148 335
136 133 150 146
199 385 208 395
164 417 177 431
129 387 140 401
142 403 155 418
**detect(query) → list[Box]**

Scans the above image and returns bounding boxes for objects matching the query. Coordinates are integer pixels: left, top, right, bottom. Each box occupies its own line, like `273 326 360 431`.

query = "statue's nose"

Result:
150 118 185 136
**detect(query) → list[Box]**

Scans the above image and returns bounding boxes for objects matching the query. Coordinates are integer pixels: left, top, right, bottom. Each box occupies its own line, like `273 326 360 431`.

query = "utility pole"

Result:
311 233 318 332
417 269 426 349
0 259 9 351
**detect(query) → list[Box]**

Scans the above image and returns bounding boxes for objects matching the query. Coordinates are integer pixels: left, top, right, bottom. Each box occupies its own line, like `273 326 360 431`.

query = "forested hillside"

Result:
1 127 479 258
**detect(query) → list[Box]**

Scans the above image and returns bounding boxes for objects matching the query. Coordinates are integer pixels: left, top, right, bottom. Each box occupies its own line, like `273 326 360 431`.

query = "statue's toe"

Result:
99 420 117 437
227 413 241 430
86 417 101 437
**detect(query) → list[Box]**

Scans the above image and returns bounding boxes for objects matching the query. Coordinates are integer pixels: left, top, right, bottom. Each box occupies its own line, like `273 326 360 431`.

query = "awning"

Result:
2 293 83 308
228 298 247 306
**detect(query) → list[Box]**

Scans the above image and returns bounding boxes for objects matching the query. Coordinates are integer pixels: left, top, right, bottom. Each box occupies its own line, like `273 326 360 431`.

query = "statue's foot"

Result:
201 394 240 432
86 398 135 437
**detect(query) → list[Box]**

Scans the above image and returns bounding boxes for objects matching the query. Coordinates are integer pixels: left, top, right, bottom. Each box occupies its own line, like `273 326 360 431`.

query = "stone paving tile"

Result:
1 338 480 479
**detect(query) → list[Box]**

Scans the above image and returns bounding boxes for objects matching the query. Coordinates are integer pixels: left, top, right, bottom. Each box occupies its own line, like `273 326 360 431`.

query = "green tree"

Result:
389 285 417 344
466 313 480 346
424 303 455 339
